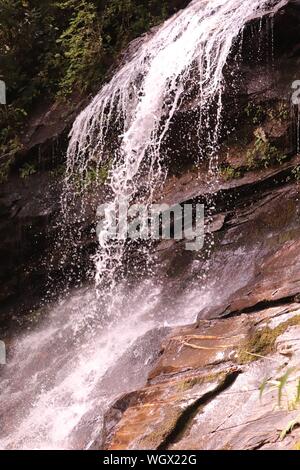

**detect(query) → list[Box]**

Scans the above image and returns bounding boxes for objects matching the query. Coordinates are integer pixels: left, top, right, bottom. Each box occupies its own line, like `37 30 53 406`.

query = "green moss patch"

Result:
238 315 300 364
138 409 182 449
176 371 227 393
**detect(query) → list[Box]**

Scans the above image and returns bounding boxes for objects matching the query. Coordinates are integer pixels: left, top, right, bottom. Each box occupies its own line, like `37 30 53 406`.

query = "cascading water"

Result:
65 0 288 287
0 0 289 450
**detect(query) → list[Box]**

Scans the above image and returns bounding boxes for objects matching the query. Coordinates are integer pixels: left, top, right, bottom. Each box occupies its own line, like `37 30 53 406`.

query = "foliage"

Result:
82 162 111 187
245 103 265 125
238 315 300 364
259 368 300 444
260 368 300 408
19 162 37 179
246 128 287 169
0 0 180 166
267 102 290 123
0 156 13 183
281 418 300 441
292 165 300 182
220 165 241 181
56 1 103 95
70 160 111 192
245 101 290 126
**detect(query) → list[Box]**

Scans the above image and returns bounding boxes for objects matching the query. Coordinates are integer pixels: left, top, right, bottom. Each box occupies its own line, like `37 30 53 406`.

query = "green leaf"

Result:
259 377 270 401
280 416 300 441
278 368 295 407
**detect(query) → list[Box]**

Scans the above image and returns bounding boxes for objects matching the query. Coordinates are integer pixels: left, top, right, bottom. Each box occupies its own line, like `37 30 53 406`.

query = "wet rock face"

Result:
0 172 99 327
0 88 93 321
100 89 300 446
102 140 300 449
0 175 61 318
102 148 300 449
103 106 300 450
104 304 300 451
152 163 300 320
165 1 300 175
202 184 300 318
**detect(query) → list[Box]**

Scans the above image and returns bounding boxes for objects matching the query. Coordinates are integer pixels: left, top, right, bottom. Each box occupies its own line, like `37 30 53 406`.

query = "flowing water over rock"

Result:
0 0 291 450
0 280 211 449
65 0 287 286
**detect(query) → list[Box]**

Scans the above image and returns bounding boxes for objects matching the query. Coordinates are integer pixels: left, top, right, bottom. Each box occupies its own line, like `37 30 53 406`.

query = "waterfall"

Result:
0 0 290 450
65 0 289 287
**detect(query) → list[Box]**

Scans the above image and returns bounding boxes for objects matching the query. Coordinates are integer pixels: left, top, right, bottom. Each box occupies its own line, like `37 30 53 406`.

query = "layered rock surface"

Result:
104 304 300 450
103 167 300 450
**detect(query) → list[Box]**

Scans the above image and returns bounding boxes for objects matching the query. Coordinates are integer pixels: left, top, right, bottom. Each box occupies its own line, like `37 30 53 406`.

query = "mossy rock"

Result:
238 315 300 364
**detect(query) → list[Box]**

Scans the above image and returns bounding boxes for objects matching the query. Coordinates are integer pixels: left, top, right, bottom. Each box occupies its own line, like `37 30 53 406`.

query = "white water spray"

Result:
66 0 288 286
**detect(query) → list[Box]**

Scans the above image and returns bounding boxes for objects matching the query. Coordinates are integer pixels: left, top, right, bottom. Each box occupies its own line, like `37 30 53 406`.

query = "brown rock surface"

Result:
102 155 300 452
104 305 300 450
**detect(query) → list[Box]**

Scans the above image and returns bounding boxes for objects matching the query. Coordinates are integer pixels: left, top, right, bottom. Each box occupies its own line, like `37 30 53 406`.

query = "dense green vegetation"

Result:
0 0 181 178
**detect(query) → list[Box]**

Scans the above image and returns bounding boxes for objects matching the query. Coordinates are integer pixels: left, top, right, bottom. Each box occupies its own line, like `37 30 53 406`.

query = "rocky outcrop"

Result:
0 169 102 330
0 174 62 319
102 156 300 450
0 84 93 324
104 303 300 450
103 160 300 448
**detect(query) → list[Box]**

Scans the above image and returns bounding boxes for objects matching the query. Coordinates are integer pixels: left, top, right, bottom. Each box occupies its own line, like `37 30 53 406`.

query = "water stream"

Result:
0 0 288 450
